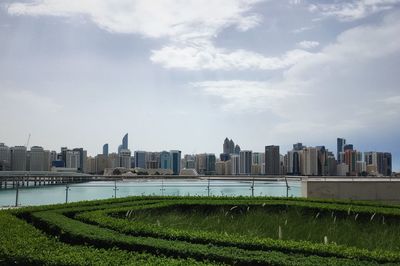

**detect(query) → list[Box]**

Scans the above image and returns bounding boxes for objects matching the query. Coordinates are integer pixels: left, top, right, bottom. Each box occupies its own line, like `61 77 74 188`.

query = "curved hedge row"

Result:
3 196 400 265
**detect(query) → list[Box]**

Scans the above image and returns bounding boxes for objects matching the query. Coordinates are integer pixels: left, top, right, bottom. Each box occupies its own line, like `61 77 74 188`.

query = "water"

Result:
0 179 301 207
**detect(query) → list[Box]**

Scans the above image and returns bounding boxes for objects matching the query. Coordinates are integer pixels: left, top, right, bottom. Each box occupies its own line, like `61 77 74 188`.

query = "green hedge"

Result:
0 211 215 266
75 199 400 263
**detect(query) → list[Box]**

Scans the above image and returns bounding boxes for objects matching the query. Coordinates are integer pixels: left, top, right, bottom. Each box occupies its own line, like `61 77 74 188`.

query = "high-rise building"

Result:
119 149 131 169
302 147 318 176
0 143 11 171
170 150 181 175
195 153 207 174
73 148 87 173
287 150 301 175
103 144 109 156
95 154 108 174
134 151 146 169
10 146 27 171
293 143 304 151
160 151 171 169
108 153 120 168
29 146 45 171
316 146 329 176
118 133 128 154
337 138 346 162
66 150 80 169
265 145 280 175
239 150 252 175
231 154 240 175
365 152 392 176
344 149 362 175
145 152 161 169
223 138 230 154
344 144 354 151
234 144 241 154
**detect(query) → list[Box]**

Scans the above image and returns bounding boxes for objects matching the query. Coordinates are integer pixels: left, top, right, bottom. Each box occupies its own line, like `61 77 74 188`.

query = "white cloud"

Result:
191 80 304 112
196 12 400 136
309 0 400 21
6 0 312 71
7 0 263 39
151 41 312 70
297 40 320 49
292 26 314 34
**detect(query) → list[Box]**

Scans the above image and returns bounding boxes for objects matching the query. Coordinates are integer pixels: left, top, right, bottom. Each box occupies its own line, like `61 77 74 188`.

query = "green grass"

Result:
4 196 400 265
127 205 400 251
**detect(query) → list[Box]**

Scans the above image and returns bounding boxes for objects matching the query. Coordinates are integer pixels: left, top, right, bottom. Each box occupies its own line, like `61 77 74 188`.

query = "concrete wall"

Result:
302 178 400 202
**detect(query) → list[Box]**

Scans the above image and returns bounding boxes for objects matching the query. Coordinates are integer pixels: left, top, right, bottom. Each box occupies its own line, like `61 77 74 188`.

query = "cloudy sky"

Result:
1 0 399 170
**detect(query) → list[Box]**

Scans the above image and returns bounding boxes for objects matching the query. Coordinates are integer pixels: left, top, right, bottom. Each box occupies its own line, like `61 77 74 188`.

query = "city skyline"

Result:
1 1 399 171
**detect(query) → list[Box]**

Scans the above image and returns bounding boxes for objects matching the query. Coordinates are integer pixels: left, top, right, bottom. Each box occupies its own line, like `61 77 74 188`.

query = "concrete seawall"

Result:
302 177 400 202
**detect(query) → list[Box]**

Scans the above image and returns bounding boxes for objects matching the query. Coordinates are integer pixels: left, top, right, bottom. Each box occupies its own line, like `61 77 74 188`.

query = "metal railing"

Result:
3 177 301 207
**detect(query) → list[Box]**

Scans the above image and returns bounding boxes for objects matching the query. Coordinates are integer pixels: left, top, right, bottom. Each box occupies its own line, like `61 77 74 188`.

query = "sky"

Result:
0 0 399 170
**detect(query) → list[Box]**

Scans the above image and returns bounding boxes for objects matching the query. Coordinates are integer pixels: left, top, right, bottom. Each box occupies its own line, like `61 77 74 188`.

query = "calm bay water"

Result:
0 179 301 207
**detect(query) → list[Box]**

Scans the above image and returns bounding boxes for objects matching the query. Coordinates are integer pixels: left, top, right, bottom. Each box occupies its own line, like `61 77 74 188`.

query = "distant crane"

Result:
25 133 31 149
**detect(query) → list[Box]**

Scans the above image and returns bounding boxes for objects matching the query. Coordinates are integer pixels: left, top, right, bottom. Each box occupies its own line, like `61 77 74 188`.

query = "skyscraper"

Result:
170 150 181 175
302 147 318 176
265 145 280 175
231 154 240 175
234 144 241 154
118 133 128 154
0 143 11 171
239 150 252 175
134 151 146 169
337 138 346 162
119 149 131 169
10 146 27 171
103 144 109 156
29 146 45 171
223 138 230 154
160 151 171 169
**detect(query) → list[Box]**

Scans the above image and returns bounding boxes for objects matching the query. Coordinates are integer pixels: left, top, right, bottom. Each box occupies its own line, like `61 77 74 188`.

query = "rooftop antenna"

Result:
25 133 31 149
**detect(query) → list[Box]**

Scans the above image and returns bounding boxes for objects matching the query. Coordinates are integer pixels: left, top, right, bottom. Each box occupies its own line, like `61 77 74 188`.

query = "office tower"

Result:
29 146 45 171
108 153 120 168
145 152 161 169
223 138 230 154
301 147 318 176
231 154 240 175
344 144 354 151
85 156 96 174
344 149 362 175
170 150 181 175
95 154 108 174
252 152 264 166
265 145 280 175
118 133 128 154
239 150 252 175
229 139 235 154
337 138 346 162
134 151 146 169
234 144 241 154
61 147 68 164
66 150 80 169
195 154 207 174
316 146 329 176
215 161 225 175
10 146 27 171
205 154 216 175
220 153 230 162
73 148 87 173
327 152 337 175
160 151 171 169
119 149 131 169
293 143 304 151
103 144 109 156
337 163 349 176
383 153 392 176
0 143 11 171
287 150 301 175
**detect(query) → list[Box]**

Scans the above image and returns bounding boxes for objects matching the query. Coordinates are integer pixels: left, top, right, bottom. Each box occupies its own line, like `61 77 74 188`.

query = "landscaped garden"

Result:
2 196 400 265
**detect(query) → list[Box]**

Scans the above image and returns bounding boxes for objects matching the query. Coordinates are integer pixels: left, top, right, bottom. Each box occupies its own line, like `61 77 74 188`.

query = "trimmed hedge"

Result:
0 211 214 266
5 196 400 265
75 199 400 263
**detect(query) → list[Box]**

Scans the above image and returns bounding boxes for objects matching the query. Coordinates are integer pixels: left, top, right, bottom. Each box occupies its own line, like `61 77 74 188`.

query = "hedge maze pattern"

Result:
2 196 400 265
